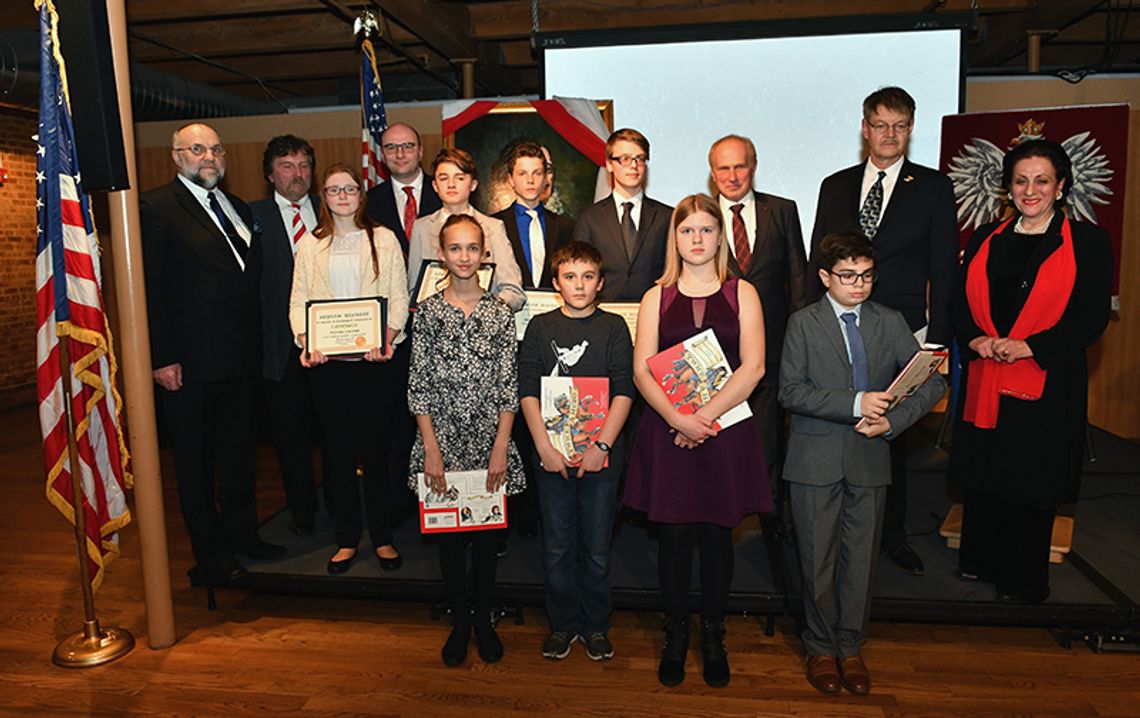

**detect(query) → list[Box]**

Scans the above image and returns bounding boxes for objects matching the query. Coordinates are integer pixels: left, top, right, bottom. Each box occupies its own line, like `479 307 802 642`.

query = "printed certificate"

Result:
305 297 387 358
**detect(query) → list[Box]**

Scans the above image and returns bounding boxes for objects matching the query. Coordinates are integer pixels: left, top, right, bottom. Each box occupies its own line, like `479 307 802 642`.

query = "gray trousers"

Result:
790 480 886 658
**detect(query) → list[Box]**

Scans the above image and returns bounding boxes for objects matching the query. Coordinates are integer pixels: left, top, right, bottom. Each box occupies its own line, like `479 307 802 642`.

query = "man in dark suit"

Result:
249 134 320 536
142 122 284 582
709 134 809 513
808 86 957 575
364 121 439 524
493 141 574 289
364 122 441 255
572 128 672 301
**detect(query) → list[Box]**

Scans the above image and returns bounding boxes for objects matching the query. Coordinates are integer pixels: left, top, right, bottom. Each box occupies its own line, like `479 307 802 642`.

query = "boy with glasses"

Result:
571 128 672 301
779 231 945 697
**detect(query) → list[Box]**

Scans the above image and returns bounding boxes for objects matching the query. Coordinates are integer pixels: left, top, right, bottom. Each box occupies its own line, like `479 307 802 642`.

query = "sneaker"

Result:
582 632 614 661
541 630 577 660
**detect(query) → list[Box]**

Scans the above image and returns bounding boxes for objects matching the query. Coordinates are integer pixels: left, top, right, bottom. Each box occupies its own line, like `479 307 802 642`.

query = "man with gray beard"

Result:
141 122 284 583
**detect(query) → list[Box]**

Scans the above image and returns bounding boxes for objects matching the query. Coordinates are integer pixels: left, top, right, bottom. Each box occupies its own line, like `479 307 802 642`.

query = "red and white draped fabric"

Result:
442 97 613 200
35 0 131 593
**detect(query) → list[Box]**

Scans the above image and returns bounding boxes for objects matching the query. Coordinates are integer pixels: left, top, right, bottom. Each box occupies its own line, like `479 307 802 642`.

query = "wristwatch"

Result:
594 441 612 454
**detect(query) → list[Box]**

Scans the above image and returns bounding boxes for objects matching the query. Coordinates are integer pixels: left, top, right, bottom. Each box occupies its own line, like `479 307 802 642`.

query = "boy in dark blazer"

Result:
780 232 945 696
492 141 573 289
571 128 672 301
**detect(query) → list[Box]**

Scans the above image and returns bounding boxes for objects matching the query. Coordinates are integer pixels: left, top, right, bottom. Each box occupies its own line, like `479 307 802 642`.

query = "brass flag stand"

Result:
51 337 134 668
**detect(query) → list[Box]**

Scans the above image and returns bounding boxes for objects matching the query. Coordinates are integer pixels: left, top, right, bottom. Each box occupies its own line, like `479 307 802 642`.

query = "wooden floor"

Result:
3 405 1139 718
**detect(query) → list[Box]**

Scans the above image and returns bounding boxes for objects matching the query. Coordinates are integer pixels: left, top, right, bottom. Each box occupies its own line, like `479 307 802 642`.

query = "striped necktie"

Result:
731 203 751 272
291 202 305 246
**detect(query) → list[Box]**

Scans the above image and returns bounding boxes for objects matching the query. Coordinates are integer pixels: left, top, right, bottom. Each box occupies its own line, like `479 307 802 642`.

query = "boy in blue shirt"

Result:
519 241 634 661
779 231 945 696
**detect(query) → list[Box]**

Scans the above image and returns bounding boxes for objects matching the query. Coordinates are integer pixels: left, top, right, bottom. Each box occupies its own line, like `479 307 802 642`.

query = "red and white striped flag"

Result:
35 0 131 593
360 35 389 189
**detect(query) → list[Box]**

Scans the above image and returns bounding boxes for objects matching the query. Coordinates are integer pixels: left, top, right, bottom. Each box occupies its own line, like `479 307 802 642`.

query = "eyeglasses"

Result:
324 185 360 196
867 121 911 135
175 144 226 157
609 155 648 168
382 142 418 153
829 269 879 285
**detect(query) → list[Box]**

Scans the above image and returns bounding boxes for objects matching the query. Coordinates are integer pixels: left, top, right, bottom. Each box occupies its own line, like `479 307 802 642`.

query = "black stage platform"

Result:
192 415 1140 633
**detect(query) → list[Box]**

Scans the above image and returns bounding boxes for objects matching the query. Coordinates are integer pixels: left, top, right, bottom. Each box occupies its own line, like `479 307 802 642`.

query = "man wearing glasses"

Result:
572 128 672 301
141 122 283 584
365 122 441 255
808 86 957 577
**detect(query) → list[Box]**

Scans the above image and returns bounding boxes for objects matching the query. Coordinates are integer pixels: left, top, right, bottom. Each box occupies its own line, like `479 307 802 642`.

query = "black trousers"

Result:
386 338 417 517
262 346 318 524
882 431 909 548
308 360 394 549
163 372 259 567
439 530 502 623
658 522 734 619
959 489 1054 595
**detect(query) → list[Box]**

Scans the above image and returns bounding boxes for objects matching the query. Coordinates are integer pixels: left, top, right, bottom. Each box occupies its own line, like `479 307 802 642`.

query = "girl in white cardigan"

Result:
290 163 409 575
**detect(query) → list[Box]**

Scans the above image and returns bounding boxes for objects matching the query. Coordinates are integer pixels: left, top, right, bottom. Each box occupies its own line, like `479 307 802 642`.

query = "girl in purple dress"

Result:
624 194 771 688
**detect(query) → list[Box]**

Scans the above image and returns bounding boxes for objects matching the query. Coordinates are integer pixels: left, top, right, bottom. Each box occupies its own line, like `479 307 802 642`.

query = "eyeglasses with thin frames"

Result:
174 144 226 157
324 185 360 196
609 155 648 168
382 142 418 153
829 269 878 285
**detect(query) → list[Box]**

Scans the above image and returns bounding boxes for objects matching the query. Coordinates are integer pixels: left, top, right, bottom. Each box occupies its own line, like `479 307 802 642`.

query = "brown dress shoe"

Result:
806 655 841 694
838 655 871 695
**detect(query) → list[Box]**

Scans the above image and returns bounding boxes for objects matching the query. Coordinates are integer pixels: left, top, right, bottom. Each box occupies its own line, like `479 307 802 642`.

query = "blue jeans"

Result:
536 469 620 635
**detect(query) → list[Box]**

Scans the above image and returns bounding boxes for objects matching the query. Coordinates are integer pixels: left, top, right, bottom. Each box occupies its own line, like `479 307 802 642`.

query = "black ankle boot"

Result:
658 615 690 687
442 619 470 667
473 613 504 664
700 616 729 687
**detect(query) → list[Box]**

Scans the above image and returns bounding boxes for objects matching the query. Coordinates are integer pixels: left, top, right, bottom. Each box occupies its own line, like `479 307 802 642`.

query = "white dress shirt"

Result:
274 191 317 256
611 188 644 229
718 192 757 255
392 172 424 224
177 174 251 269
859 157 905 228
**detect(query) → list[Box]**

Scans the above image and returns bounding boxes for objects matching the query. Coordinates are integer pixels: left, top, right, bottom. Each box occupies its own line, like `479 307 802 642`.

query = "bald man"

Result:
141 122 284 583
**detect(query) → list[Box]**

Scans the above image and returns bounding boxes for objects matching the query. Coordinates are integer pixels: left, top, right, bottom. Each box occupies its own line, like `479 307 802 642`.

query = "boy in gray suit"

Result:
779 231 945 696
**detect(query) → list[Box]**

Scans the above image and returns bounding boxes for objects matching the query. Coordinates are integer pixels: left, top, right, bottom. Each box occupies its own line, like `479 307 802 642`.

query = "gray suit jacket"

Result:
779 297 945 487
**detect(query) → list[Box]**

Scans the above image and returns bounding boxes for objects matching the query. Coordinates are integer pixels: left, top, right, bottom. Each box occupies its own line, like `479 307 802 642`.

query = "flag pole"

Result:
51 335 134 668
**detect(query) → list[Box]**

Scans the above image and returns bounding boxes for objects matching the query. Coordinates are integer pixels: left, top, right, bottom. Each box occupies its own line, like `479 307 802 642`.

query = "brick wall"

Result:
0 109 38 410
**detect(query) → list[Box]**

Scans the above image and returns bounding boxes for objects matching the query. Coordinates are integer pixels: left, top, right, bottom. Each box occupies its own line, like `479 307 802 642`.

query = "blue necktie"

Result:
208 191 248 262
841 312 870 392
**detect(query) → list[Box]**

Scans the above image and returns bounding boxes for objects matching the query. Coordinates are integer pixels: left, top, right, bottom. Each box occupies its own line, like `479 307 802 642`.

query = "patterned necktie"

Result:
841 312 871 392
402 186 417 241
208 191 248 263
526 208 545 283
621 201 637 259
290 202 305 247
859 170 886 239
730 203 751 273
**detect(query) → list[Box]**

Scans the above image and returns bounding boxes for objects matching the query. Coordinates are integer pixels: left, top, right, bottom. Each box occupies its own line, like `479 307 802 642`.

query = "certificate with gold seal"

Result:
305 297 388 358
598 301 640 345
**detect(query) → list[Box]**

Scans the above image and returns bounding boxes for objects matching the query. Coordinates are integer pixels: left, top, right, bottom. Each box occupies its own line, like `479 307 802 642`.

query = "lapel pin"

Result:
903 175 914 183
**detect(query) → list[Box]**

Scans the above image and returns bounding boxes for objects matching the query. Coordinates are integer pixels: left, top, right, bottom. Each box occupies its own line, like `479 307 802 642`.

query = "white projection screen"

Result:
541 22 965 242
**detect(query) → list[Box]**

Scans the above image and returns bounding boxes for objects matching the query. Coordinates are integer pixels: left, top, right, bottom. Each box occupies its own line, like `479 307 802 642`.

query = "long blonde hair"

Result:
658 193 731 287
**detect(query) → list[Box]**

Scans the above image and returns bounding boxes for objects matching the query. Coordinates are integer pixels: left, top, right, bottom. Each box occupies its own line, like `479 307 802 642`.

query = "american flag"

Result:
360 36 389 189
35 0 131 593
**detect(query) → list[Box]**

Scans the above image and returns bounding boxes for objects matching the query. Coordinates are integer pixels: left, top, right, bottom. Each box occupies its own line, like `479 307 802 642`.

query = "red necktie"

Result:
731 203 751 273
402 186 417 240
291 202 305 246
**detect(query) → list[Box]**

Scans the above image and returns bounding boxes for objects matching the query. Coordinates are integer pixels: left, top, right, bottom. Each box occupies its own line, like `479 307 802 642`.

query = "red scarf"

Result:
962 216 1076 429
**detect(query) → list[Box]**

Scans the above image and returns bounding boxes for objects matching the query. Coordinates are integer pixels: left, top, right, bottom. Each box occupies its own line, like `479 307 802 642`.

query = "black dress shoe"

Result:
377 551 402 571
288 517 316 537
442 622 471 667
474 618 503 664
189 558 247 583
882 542 925 575
327 551 356 575
235 539 287 560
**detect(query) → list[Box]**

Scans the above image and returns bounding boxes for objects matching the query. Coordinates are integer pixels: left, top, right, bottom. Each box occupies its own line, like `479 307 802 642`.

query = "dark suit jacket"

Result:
808 159 958 346
492 204 574 289
250 194 317 382
724 191 809 365
365 175 442 253
779 297 946 488
141 178 261 382
571 194 672 301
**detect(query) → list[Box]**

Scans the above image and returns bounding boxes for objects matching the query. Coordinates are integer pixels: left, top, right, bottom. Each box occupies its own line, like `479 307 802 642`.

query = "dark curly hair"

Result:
1002 139 1073 209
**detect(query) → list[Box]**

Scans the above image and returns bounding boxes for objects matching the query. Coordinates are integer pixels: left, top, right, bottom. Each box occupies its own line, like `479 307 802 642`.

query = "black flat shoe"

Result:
326 551 356 575
377 552 402 571
474 619 503 664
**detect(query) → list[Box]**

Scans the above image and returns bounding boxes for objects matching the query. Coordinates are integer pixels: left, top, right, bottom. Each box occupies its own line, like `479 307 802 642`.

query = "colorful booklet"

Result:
540 376 609 467
646 328 752 430
417 470 507 534
854 349 949 431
